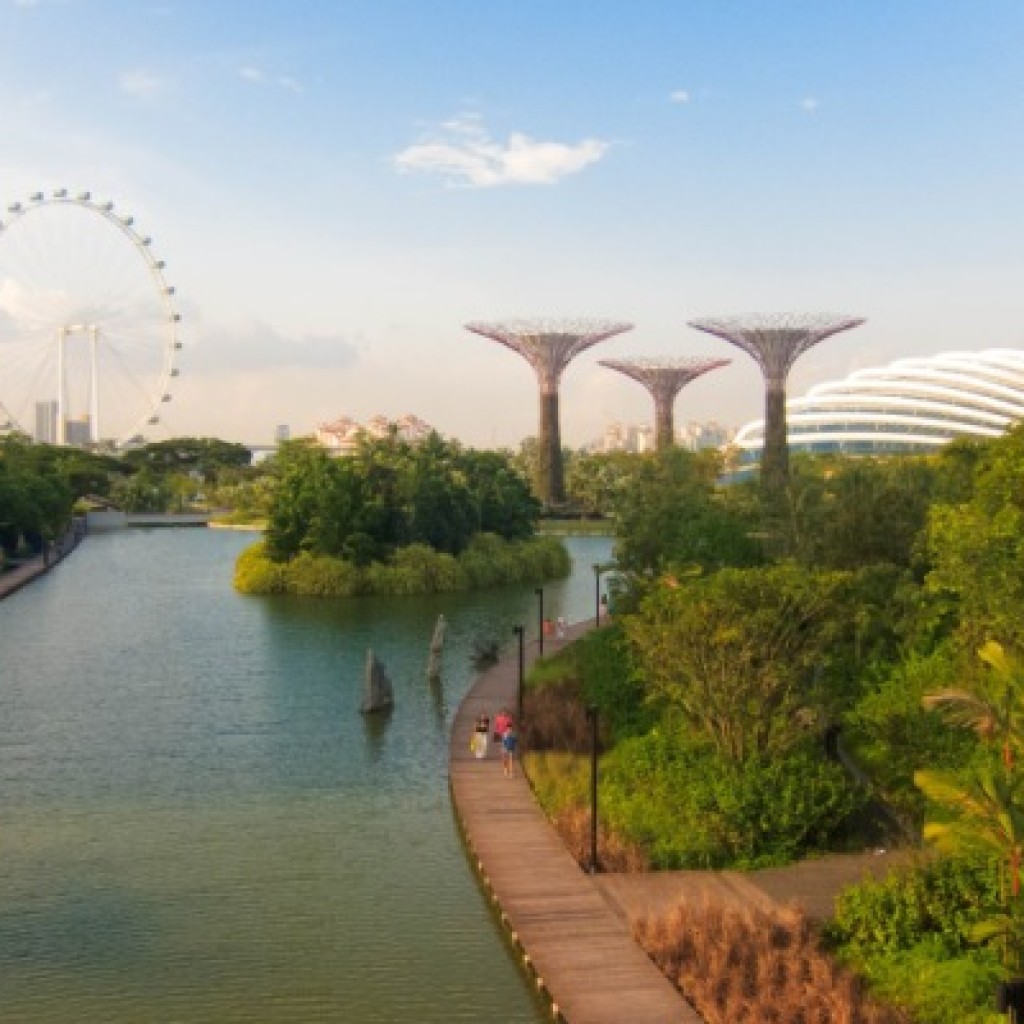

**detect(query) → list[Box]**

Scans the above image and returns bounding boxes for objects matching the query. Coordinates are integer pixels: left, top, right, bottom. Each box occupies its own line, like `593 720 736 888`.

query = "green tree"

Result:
613 448 762 578
925 424 1024 650
624 563 846 761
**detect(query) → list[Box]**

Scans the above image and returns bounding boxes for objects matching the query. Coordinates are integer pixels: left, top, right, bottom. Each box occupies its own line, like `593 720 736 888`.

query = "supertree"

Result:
687 314 865 501
599 356 731 451
465 318 633 505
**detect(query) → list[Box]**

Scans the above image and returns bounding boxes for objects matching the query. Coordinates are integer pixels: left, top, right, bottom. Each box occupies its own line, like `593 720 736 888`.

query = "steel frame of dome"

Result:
733 348 1024 461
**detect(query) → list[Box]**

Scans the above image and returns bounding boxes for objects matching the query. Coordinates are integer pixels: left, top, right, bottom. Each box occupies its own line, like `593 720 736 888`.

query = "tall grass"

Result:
634 903 911 1023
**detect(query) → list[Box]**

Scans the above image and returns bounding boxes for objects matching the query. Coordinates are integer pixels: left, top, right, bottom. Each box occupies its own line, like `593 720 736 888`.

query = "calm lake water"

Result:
0 527 613 1022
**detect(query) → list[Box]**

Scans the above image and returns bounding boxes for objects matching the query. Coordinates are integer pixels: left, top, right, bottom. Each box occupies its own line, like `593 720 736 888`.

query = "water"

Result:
0 528 612 1022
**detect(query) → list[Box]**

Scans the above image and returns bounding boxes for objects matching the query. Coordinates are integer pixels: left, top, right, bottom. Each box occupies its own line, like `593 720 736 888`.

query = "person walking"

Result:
556 615 566 639
493 706 511 744
501 724 518 777
472 714 490 759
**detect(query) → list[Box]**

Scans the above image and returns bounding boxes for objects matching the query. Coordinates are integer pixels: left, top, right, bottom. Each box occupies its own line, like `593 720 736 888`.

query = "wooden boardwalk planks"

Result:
449 623 700 1024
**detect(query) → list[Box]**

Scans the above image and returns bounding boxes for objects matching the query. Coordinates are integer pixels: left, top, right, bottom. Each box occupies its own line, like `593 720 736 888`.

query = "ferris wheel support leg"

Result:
56 326 67 446
89 326 100 445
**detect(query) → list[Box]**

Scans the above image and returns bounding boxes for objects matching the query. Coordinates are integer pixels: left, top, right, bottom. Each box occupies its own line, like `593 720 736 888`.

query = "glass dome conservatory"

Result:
733 348 1024 465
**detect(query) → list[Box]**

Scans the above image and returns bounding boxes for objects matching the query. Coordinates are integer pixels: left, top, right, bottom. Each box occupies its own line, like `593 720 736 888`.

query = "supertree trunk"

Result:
538 389 564 504
761 383 789 505
653 396 674 452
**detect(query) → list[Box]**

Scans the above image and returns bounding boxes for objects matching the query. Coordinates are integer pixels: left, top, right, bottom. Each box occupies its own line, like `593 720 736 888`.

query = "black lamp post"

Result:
998 979 1024 1021
513 625 525 725
586 704 599 874
535 587 544 656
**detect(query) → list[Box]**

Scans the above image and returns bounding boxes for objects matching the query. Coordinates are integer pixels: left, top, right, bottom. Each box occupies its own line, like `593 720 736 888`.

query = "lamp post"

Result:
513 625 525 726
586 704 599 874
535 586 545 656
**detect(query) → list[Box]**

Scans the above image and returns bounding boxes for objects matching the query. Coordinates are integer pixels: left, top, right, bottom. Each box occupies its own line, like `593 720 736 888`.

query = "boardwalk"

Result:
448 623 699 1024
0 519 86 602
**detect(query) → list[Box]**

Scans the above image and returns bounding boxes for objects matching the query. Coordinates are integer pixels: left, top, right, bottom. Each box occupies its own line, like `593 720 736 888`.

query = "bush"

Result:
845 647 980 824
524 625 654 743
233 534 570 597
827 856 1005 1024
233 541 287 593
601 729 866 869
827 855 1001 958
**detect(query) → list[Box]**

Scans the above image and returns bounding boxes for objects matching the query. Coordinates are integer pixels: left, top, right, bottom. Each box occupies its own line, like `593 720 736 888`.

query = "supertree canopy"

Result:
465 317 633 505
599 356 731 451
687 313 865 501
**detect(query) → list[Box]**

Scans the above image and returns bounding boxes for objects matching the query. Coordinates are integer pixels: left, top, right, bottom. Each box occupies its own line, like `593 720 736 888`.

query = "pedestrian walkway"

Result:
0 554 47 601
448 621 700 1024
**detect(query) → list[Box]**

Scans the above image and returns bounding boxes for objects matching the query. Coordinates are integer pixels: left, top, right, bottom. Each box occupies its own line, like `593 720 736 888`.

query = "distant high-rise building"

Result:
34 400 59 444
274 424 290 443
677 420 733 451
64 415 91 447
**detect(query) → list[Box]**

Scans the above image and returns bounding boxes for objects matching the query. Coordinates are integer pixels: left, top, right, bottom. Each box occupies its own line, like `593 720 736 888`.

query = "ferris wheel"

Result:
0 189 181 448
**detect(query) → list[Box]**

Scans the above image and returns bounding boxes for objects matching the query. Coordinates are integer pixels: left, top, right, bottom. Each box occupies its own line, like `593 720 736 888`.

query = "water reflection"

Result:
0 528 610 1022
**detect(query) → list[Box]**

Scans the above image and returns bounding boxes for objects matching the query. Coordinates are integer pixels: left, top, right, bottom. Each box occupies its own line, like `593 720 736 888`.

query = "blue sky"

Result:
1 0 1023 446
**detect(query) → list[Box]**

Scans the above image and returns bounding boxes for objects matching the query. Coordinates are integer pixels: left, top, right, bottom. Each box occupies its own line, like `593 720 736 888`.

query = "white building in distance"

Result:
316 413 436 455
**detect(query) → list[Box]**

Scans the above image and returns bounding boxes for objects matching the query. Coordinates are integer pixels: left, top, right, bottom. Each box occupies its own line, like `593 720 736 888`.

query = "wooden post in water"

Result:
427 614 446 683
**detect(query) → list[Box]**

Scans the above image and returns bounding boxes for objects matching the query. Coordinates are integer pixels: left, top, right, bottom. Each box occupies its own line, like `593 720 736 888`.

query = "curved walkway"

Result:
448 622 699 1024
0 519 86 601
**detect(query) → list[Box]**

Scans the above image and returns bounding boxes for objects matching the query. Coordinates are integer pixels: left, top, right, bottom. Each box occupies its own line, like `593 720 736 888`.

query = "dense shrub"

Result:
845 647 980 824
826 856 1004 1024
600 728 866 869
828 856 1000 957
234 534 569 596
523 625 653 743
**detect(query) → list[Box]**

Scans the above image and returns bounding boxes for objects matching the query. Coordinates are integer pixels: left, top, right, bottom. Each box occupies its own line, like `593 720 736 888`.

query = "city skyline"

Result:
2 1 1023 447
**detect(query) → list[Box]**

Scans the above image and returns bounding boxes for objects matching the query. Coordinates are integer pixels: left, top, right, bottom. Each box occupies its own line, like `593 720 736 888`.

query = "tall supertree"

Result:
687 313 865 501
599 356 731 451
465 318 633 505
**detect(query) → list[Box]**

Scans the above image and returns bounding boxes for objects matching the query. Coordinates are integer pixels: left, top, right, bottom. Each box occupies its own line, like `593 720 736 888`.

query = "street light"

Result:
586 704 599 874
513 625 525 726
535 586 545 656
593 562 613 627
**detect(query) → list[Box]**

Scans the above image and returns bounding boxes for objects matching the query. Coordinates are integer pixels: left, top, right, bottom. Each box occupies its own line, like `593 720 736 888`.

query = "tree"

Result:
613 448 762 578
926 423 1024 650
916 641 1024 972
624 563 846 761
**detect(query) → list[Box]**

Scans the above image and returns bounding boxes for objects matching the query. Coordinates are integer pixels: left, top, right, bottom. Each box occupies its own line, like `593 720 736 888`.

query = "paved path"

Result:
448 622 699 1024
0 553 48 600
596 850 915 930
0 519 87 602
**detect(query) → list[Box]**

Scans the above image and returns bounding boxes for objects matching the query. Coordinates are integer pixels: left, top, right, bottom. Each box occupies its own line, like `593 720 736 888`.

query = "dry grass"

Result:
522 679 593 754
634 902 911 1024
551 804 650 873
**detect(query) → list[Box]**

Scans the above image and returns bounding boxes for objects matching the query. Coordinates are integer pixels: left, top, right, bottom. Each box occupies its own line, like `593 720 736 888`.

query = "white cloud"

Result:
239 66 303 93
394 115 610 188
186 322 361 372
118 69 164 99
669 89 690 104
799 96 820 113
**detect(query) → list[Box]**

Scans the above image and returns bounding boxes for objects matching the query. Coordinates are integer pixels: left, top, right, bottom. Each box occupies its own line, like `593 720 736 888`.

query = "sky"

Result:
1 0 1023 448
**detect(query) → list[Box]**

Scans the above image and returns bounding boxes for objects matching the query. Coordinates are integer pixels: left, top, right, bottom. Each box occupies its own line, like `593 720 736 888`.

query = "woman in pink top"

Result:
493 708 511 744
